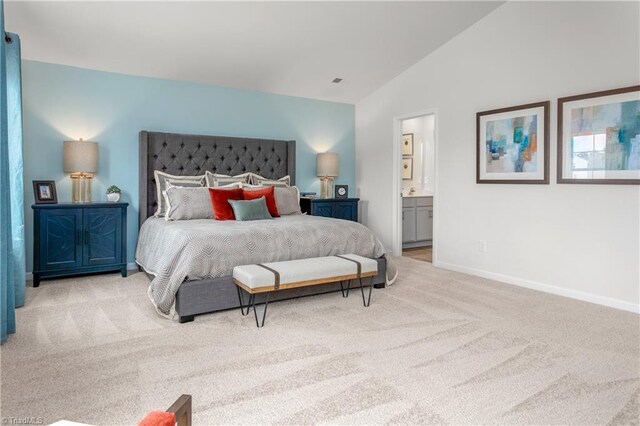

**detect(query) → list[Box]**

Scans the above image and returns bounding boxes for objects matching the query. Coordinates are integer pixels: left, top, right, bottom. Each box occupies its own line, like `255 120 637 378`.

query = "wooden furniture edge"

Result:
234 271 378 294
167 394 192 426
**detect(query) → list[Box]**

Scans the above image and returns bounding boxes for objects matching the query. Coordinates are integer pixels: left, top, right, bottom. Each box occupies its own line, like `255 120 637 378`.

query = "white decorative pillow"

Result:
163 183 213 221
274 186 301 215
154 171 205 217
250 173 290 187
205 171 252 187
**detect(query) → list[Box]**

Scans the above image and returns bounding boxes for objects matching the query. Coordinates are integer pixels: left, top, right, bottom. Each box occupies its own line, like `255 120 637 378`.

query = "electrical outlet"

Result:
479 240 487 253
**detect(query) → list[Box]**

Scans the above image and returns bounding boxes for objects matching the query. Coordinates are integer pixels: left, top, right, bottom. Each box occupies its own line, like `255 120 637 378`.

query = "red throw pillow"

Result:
138 411 176 426
243 186 280 217
209 187 243 220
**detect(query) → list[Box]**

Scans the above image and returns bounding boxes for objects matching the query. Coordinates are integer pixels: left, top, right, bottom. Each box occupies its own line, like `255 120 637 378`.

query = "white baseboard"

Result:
433 260 640 314
25 262 139 281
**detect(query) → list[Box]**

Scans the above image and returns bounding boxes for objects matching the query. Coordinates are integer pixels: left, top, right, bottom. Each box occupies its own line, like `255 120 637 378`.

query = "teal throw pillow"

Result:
228 196 273 221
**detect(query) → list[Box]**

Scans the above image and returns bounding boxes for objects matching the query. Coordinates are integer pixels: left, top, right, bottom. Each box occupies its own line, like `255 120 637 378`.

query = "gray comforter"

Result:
136 215 392 316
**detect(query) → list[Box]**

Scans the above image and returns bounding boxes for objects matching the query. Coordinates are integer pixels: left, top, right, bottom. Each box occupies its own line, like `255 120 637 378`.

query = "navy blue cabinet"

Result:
300 198 359 222
37 208 83 271
32 203 128 287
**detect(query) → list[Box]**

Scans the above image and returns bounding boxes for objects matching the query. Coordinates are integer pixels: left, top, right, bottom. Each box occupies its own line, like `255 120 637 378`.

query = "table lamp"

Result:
316 152 338 199
64 138 98 203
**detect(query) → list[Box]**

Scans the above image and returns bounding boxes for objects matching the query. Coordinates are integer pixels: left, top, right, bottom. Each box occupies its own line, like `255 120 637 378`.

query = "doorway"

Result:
392 110 437 263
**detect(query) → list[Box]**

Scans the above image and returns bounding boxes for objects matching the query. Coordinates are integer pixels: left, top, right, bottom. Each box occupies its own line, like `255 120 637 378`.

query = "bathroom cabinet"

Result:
402 196 433 248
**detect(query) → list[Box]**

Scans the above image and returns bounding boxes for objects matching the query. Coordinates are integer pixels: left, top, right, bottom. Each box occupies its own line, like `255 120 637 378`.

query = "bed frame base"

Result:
179 315 195 324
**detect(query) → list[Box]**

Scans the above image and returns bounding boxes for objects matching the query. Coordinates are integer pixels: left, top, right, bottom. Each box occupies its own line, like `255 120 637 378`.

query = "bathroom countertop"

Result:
402 193 433 198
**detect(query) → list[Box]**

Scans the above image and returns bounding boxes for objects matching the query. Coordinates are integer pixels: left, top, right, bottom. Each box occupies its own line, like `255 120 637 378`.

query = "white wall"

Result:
402 115 435 194
356 2 640 311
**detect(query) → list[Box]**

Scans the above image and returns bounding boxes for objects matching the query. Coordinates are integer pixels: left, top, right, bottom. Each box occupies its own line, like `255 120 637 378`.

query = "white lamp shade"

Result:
316 152 339 177
64 140 98 174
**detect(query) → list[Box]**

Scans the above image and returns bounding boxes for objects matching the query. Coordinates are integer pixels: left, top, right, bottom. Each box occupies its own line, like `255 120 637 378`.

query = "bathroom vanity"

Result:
402 195 433 248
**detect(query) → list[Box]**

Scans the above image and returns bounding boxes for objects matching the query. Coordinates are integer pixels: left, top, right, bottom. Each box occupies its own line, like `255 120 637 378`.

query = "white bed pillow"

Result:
274 186 301 215
205 171 252 187
250 173 290 187
154 171 205 217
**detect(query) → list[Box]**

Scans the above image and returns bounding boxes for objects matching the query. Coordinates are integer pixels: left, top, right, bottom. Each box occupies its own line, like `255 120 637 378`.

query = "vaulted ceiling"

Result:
6 1 502 103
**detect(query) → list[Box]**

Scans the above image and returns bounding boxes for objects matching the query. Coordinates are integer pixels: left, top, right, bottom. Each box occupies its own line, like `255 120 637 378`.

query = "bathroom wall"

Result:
401 114 435 195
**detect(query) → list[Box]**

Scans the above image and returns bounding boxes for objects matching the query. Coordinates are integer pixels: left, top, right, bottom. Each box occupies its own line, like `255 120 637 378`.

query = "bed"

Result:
136 131 389 322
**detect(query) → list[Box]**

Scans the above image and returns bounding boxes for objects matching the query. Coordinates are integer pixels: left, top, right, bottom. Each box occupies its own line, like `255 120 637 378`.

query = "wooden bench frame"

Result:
167 394 192 426
233 271 376 328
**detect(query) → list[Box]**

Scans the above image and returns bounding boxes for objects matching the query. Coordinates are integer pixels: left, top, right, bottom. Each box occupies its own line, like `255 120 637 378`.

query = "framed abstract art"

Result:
558 85 640 184
476 101 550 184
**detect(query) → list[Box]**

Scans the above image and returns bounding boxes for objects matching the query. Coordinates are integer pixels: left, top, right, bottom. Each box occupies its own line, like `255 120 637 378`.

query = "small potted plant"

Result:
106 185 121 202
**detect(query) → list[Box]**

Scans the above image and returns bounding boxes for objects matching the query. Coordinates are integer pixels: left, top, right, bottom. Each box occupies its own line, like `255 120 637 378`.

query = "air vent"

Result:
332 78 343 84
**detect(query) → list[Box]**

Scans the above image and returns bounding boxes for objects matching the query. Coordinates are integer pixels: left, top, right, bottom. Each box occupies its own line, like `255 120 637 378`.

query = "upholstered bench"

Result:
233 254 378 327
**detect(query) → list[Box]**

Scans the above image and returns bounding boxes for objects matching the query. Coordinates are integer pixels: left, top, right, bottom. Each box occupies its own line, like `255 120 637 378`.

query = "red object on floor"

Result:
209 187 243 220
138 411 176 426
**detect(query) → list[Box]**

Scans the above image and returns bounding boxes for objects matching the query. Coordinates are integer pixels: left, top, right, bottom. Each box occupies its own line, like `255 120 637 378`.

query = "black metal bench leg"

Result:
359 277 373 307
236 287 251 316
251 292 271 328
340 280 352 298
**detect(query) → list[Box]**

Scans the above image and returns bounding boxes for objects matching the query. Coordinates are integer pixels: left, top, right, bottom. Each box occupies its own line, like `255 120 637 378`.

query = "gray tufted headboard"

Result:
139 131 296 228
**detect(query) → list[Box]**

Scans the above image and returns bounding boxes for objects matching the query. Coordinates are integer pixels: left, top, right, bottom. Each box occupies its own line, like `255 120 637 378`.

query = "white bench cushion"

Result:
233 254 378 290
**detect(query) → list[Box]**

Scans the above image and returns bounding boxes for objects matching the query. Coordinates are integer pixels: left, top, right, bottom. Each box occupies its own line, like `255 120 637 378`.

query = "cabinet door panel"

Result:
83 208 122 266
39 209 83 270
312 203 334 218
416 207 432 241
334 202 356 221
402 197 416 208
402 207 416 243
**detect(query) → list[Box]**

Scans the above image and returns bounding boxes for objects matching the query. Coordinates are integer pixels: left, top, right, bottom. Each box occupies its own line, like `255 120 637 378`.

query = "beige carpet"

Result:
1 257 639 425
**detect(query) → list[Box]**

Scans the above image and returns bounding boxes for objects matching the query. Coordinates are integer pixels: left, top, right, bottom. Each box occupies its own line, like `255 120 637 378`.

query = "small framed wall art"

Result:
402 158 413 180
402 133 414 157
477 101 550 184
33 180 58 204
558 85 640 184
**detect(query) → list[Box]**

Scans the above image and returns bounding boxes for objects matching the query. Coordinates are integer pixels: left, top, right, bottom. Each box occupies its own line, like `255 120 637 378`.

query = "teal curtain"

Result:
1 0 25 344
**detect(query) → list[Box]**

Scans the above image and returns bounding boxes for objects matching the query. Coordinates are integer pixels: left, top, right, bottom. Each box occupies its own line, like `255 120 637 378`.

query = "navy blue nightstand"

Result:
300 198 359 222
31 202 128 287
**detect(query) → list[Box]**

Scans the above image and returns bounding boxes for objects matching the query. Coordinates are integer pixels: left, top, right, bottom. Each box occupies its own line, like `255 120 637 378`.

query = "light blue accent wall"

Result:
22 60 355 271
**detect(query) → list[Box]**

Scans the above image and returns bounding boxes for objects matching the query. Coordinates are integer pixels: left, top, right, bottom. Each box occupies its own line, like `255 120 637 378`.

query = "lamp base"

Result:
71 174 93 203
320 177 334 199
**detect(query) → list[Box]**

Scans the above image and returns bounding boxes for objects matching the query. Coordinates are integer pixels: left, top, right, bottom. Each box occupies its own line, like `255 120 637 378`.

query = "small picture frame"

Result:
33 180 58 204
402 133 414 157
335 184 348 199
402 158 413 180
